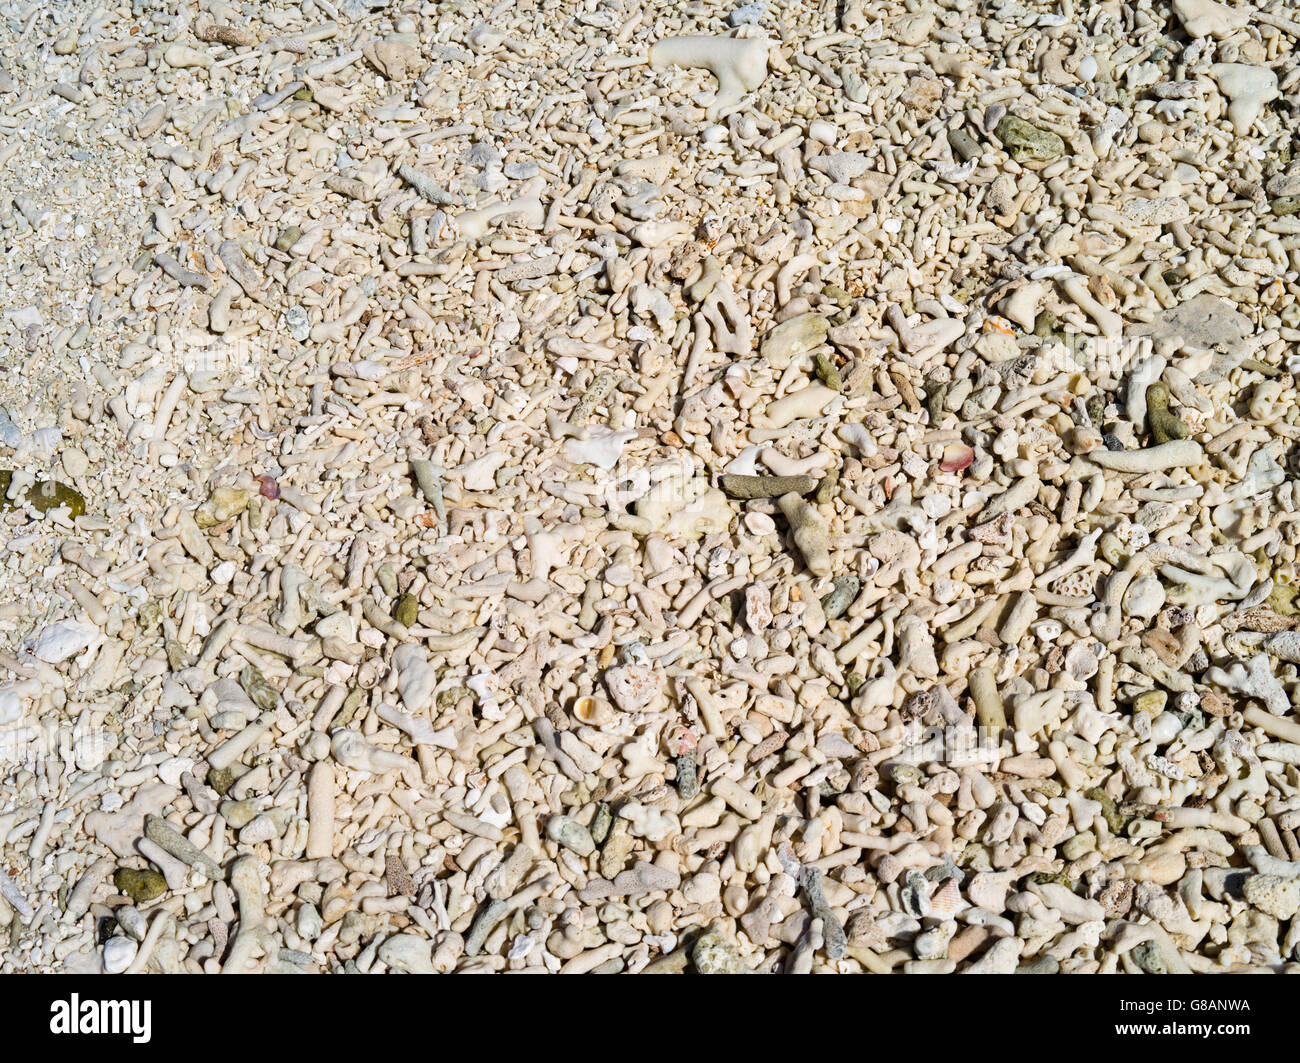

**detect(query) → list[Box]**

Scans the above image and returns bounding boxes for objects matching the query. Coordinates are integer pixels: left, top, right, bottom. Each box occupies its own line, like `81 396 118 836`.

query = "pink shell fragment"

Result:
940 444 974 473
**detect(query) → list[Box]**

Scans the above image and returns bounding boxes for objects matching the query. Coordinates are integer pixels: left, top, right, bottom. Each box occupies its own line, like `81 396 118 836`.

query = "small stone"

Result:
1129 941 1167 975
0 471 87 517
285 305 311 340
545 815 595 857
948 127 982 161
1243 874 1300 919
61 447 89 478
195 486 251 528
385 854 417 898
813 350 842 391
219 799 259 829
808 119 836 144
378 933 435 973
392 592 419 627
901 688 938 721
691 929 747 973
675 751 699 800
820 574 860 620
33 620 99 664
102 936 137 974
744 582 773 631
1061 832 1095 861
208 766 237 796
995 115 1066 162
112 868 167 905
760 313 829 369
719 473 817 499
729 2 765 27
376 562 399 598
603 663 661 713
1132 690 1167 717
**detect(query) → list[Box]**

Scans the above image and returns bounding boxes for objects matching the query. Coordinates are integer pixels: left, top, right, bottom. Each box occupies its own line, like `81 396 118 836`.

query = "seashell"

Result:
940 443 975 473
661 723 698 757
1064 642 1100 682
572 694 616 728
924 877 966 918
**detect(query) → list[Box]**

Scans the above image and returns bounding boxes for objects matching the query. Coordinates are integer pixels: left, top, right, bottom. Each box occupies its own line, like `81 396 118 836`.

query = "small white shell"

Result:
573 694 615 727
